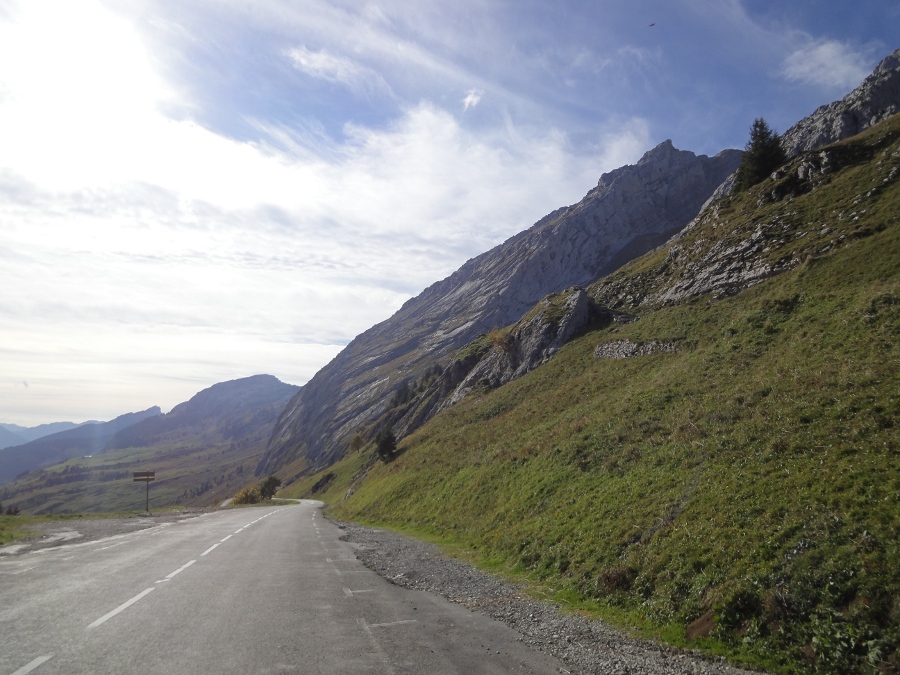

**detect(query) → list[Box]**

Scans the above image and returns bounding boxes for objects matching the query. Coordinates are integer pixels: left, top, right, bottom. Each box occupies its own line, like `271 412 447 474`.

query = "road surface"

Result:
0 501 566 674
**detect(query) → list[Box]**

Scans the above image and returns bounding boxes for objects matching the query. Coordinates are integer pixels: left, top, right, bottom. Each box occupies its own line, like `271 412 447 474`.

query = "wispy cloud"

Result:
781 40 870 92
286 46 391 98
462 88 482 110
0 1 650 423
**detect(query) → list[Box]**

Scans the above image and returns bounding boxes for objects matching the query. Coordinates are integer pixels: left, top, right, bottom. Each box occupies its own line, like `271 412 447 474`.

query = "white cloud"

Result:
286 46 391 98
0 0 649 424
781 40 870 92
462 88 483 110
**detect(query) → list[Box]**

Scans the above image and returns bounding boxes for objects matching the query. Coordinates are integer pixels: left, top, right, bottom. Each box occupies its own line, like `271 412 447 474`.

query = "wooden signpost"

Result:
133 471 155 512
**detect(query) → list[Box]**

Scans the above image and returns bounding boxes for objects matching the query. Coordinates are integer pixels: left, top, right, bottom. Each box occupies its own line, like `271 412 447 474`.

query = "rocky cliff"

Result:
259 143 742 475
781 48 900 157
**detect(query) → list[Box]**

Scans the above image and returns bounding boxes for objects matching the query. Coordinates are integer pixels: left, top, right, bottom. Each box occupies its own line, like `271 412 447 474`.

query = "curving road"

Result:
0 501 565 674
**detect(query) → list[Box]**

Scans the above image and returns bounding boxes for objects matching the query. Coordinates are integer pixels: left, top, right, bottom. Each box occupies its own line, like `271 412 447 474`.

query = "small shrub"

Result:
232 486 261 504
258 475 282 499
487 327 514 353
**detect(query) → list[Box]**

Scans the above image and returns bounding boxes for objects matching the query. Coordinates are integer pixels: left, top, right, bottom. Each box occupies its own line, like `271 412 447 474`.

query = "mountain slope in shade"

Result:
259 142 742 477
0 375 300 514
0 408 162 485
0 426 26 450
0 421 99 449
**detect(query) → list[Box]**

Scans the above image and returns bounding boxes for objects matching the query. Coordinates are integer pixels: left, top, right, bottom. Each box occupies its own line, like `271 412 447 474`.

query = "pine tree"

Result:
734 118 787 193
375 427 396 461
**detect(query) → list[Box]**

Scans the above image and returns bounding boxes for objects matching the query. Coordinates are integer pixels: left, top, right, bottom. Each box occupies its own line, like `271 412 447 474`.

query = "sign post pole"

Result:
133 471 156 513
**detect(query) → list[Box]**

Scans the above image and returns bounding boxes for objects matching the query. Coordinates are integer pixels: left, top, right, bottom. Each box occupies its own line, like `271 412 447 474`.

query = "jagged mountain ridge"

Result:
259 142 742 476
703 47 900 207
781 47 900 157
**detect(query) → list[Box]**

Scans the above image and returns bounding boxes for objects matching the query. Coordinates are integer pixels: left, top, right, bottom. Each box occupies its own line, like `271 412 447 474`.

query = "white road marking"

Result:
165 560 196 579
154 579 170 584
368 620 418 628
343 588 374 597
220 535 232 542
88 588 155 628
357 619 397 675
201 543 220 556
97 541 128 551
10 655 53 675
235 529 243 533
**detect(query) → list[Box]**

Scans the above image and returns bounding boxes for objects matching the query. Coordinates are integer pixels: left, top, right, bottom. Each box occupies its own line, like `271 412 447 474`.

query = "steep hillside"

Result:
0 408 161 485
0 375 299 514
297 115 900 673
259 142 741 477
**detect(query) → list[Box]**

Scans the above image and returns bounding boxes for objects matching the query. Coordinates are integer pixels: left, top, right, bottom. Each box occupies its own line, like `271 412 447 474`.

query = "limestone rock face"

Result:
781 48 900 157
258 143 741 475
439 288 632 410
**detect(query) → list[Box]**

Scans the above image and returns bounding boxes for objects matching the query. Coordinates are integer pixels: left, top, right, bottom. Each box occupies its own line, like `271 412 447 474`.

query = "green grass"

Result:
314 118 900 674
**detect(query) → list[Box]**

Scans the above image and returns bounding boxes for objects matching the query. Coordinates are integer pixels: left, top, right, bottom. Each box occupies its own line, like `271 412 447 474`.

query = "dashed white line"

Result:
165 560 196 579
201 543 220 556
88 588 155 628
220 535 232 543
234 529 243 534
10 655 53 675
368 619 418 628
97 541 128 551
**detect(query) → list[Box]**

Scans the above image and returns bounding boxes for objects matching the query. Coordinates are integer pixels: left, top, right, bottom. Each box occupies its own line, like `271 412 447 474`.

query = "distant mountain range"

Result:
0 420 99 449
0 408 161 485
0 375 299 514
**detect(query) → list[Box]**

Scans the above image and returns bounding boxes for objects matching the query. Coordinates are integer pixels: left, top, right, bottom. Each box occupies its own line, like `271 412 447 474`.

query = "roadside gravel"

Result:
338 521 762 675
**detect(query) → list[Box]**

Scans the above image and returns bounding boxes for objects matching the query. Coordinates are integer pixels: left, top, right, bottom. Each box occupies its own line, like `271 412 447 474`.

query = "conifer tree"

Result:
375 427 396 461
734 118 787 192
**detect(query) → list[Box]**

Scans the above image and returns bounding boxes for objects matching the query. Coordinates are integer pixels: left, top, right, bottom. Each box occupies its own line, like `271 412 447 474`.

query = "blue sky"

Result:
0 0 896 425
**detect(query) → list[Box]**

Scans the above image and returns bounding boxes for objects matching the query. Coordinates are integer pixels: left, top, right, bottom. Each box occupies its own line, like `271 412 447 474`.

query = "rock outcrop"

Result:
781 48 900 157
592 114 900 310
258 143 742 475
393 288 633 432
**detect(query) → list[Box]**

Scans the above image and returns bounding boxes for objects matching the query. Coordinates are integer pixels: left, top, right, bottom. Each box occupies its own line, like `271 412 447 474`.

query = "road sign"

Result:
134 471 156 512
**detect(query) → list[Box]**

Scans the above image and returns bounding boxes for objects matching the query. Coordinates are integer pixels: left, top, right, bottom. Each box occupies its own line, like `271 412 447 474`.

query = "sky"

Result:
0 0 896 426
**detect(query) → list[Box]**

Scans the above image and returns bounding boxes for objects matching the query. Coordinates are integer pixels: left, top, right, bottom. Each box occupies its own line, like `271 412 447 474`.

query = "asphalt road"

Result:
0 501 566 674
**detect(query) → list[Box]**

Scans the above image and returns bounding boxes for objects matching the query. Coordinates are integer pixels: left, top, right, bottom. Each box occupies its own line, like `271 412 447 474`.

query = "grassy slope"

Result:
309 119 900 673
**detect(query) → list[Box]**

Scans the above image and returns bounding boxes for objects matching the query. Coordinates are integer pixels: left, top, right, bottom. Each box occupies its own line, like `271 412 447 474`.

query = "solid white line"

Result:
10 655 53 675
201 543 219 556
165 560 196 579
88 588 154 628
220 535 232 542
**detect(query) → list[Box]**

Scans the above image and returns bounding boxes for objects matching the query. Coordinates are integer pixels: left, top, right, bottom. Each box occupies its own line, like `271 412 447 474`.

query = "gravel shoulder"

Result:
337 520 763 675
0 508 212 556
